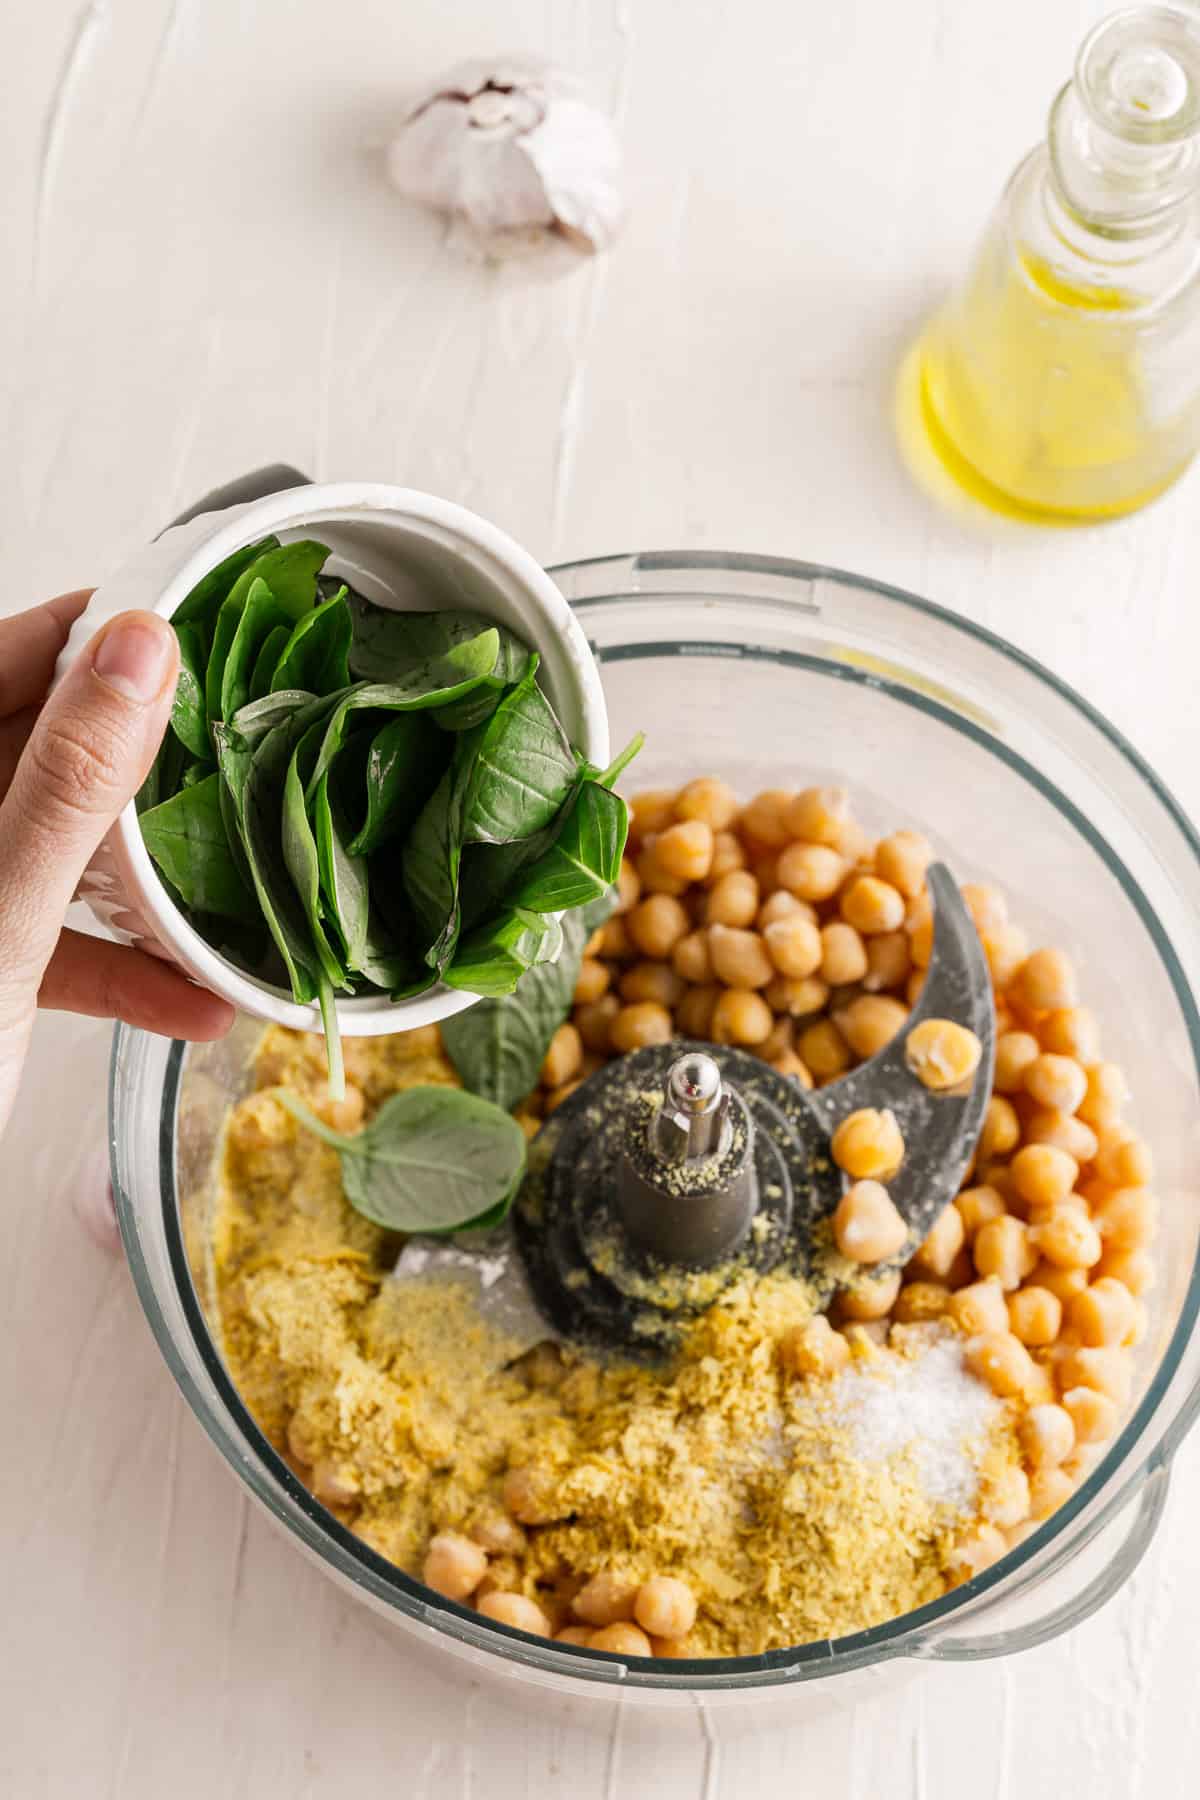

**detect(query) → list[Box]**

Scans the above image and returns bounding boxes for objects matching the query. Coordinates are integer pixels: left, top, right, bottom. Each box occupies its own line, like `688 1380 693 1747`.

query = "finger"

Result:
0 589 94 718
0 609 179 1030
39 931 236 1039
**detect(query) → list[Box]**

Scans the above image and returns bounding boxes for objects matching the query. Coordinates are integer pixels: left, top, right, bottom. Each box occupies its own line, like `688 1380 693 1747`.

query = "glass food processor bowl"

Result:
109 552 1200 1710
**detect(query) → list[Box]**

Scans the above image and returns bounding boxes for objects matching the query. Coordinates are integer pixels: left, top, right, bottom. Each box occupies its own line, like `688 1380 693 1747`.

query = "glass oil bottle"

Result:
919 5 1200 521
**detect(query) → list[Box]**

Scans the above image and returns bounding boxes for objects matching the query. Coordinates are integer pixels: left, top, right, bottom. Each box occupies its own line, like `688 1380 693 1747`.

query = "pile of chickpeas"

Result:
523 777 1158 1586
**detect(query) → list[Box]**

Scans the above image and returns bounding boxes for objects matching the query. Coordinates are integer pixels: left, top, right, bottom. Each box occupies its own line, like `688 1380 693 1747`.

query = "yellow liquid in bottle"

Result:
918 250 1192 520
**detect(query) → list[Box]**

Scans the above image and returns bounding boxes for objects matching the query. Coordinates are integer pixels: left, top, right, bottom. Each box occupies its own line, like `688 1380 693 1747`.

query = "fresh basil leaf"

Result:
220 577 292 723
180 759 211 788
443 907 564 998
140 773 259 921
270 587 353 695
431 622 530 731
595 731 646 790
277 1085 527 1234
348 601 517 681
171 534 280 635
249 624 291 701
280 721 348 992
462 655 578 846
312 770 412 988
401 727 483 972
505 781 629 912
345 712 450 858
169 621 211 758
440 897 613 1107
303 632 500 800
205 541 330 721
230 686 322 747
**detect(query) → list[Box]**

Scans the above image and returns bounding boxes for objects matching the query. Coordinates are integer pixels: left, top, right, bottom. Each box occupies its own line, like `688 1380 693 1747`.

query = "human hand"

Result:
0 593 234 1135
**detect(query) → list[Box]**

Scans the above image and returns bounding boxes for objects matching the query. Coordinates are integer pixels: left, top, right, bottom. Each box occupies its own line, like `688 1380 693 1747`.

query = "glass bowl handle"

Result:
912 1464 1170 1662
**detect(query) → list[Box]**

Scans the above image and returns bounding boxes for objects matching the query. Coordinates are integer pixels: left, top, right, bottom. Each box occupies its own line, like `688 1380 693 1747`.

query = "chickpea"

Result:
1028 1466 1074 1521
423 1533 489 1602
907 893 934 968
946 1524 1007 1581
572 1571 638 1627
893 1280 950 1323
1094 1131 1154 1189
839 875 905 936
874 830 932 899
671 930 713 985
1027 1259 1089 1305
555 1626 596 1647
675 776 738 831
636 841 688 897
964 1331 1039 1400
317 1085 366 1134
708 924 773 990
905 1019 983 1091
978 1096 1020 1162
1031 1207 1102 1270
821 921 869 985
1055 1345 1132 1405
739 789 794 850
705 829 747 884
1062 1386 1119 1446
706 869 760 929
830 1108 905 1180
629 789 678 840
711 988 773 1047
676 984 719 1038
768 974 830 1017
650 1635 697 1659
1020 1403 1075 1468
863 930 912 993
758 888 815 928
798 1017 852 1079
575 994 619 1053
961 883 1008 934
759 1016 794 1063
1095 1246 1155 1296
779 784 846 846
985 1465 1032 1529
947 1278 1009 1336
1039 1006 1101 1062
910 1204 966 1280
469 1510 527 1556
574 958 612 1005
974 1215 1037 1290
477 1591 553 1637
311 1459 361 1508
589 1622 654 1658
611 1002 674 1053
1007 1286 1062 1347
838 994 908 1059
834 1180 908 1263
750 851 782 892
1011 1144 1078 1208
545 1079 583 1113
653 819 714 883
982 924 1031 990
1092 1185 1157 1250
634 1576 698 1641
1023 1053 1087 1115
615 858 640 914
1021 1108 1099 1165
1066 1277 1137 1348
627 894 690 959
780 1314 852 1377
772 1049 814 1086
777 842 847 902
600 916 634 961
994 1031 1040 1095
537 1023 582 1091
619 962 684 1009
1012 947 1079 1013
906 969 926 1006
763 913 824 979
955 1185 1006 1242
838 1268 902 1321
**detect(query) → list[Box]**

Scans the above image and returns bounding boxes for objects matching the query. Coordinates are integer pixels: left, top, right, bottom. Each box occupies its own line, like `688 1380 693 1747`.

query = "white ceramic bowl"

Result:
58 482 609 1034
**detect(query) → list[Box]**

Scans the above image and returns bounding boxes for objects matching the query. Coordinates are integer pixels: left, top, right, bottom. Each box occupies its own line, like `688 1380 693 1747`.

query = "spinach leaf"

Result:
270 587 352 695
505 781 629 912
139 774 259 921
440 897 613 1106
249 623 291 701
277 1086 527 1234
462 656 578 846
205 541 330 721
220 577 292 723
443 907 564 997
345 712 449 858
171 534 280 635
169 621 211 758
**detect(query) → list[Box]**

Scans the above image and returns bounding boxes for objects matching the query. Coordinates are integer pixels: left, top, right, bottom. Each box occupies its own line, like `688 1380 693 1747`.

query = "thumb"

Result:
0 610 178 1025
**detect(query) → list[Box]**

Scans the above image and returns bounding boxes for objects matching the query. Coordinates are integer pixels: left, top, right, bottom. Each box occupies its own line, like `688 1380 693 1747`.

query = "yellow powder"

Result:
212 1024 1019 1656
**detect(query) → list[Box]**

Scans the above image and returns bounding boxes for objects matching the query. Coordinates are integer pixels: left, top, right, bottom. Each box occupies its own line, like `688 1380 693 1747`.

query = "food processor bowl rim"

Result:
112 550 1200 1691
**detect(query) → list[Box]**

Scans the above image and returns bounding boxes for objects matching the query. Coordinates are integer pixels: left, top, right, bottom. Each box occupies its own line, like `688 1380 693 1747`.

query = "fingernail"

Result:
92 616 175 703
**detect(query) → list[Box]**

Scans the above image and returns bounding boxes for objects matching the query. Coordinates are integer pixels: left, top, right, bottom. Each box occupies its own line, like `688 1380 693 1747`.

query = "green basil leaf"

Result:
171 534 280 635
277 1085 527 1234
139 773 259 921
280 721 348 992
270 586 353 695
431 624 530 732
345 713 450 858
462 655 578 846
180 759 211 788
230 687 322 746
312 770 413 989
220 577 292 723
505 781 629 912
348 601 517 681
249 624 291 701
401 726 484 972
205 541 330 721
443 907 564 998
169 621 211 758
440 897 613 1107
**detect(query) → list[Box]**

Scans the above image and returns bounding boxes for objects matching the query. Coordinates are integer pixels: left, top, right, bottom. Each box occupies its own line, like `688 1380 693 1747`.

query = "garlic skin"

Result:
386 57 624 263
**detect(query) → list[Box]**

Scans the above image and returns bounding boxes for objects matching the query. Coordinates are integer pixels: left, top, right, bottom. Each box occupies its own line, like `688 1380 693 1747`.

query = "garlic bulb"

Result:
386 57 624 263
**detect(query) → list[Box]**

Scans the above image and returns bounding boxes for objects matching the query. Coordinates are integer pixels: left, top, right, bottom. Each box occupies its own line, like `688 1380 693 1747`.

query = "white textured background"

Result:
4 1 1200 1794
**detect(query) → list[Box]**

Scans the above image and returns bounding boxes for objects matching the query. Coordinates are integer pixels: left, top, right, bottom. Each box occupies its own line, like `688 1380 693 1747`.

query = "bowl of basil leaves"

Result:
59 482 630 1094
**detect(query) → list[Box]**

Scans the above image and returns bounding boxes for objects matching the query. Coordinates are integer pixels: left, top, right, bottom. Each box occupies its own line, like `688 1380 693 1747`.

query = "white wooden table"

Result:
6 1 1200 1793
